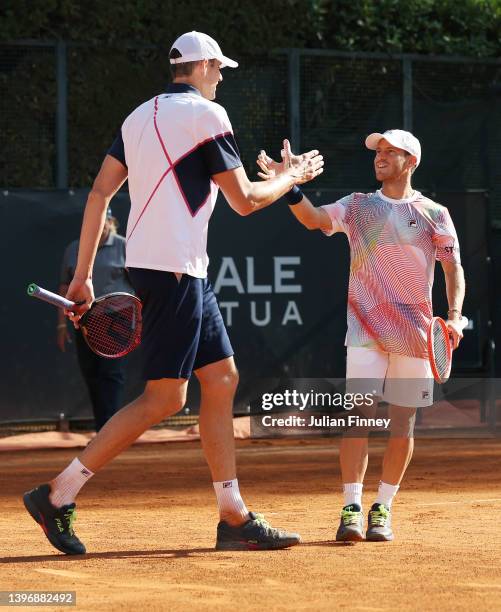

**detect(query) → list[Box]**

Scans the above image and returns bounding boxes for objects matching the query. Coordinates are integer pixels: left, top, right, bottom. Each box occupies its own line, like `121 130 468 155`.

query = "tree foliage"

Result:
1 0 500 57
1 0 500 187
324 0 501 57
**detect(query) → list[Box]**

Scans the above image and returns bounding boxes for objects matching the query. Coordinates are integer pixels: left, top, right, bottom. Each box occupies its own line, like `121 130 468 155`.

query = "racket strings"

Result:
84 296 141 358
431 320 450 382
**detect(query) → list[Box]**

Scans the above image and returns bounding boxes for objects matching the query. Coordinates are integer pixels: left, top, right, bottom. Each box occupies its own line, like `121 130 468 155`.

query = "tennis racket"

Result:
27 283 142 358
427 315 468 384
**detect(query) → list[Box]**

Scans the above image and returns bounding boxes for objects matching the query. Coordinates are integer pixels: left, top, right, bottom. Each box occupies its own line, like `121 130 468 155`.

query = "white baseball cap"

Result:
365 129 421 167
170 31 238 69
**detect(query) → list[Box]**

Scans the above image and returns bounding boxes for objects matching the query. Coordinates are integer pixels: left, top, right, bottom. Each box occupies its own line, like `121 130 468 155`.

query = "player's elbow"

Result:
239 202 256 216
298 215 320 231
230 192 261 216
87 186 110 207
304 219 319 231
231 201 254 216
222 183 257 216
442 261 464 278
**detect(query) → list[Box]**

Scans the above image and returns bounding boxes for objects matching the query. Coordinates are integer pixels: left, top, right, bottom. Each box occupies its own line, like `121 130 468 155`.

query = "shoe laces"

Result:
369 504 390 526
251 513 281 538
341 507 361 526
62 507 77 536
252 513 271 530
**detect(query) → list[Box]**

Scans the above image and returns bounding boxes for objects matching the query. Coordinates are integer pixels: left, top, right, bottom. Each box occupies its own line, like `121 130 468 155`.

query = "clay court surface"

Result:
1 437 500 611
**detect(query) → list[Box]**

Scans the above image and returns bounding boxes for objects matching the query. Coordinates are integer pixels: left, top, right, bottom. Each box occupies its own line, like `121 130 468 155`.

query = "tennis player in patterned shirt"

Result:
257 130 466 541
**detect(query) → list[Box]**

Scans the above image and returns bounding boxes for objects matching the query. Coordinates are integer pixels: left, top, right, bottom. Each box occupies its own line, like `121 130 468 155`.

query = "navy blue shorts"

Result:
128 268 234 380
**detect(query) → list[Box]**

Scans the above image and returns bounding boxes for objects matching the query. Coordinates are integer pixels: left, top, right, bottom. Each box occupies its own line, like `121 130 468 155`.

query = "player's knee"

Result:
150 395 186 423
220 367 239 392
342 402 376 437
197 362 239 395
142 382 187 422
164 392 186 416
389 406 416 437
209 370 239 397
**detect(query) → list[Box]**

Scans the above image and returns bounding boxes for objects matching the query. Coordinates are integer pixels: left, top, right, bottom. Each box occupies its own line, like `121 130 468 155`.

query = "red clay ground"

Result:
1 438 500 611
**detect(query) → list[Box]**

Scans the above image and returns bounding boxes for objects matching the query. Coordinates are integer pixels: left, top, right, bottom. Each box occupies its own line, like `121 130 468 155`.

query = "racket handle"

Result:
447 316 469 351
446 315 469 331
27 283 75 310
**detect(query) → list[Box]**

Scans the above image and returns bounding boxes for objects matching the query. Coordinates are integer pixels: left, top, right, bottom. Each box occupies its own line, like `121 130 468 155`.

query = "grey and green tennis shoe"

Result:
366 503 394 541
216 511 301 550
23 484 86 555
336 504 364 541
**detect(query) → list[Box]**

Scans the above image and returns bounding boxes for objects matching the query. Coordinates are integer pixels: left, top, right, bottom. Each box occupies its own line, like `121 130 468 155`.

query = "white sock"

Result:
375 481 399 508
213 479 249 522
49 458 94 508
343 482 363 508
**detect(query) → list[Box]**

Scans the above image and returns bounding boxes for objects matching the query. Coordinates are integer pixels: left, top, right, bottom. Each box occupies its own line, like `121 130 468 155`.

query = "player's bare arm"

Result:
256 139 331 231
441 260 466 348
66 155 128 318
214 141 323 216
285 193 332 232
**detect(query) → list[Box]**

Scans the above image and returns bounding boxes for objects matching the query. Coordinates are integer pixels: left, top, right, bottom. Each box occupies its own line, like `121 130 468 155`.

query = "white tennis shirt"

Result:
108 83 242 278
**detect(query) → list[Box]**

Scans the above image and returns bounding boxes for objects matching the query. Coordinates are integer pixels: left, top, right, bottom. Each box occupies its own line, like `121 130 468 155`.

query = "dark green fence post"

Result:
56 40 68 189
403 57 413 132
288 49 301 151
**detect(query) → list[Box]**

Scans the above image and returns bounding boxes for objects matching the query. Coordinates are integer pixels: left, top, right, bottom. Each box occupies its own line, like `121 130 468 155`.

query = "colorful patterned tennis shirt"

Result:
322 189 461 358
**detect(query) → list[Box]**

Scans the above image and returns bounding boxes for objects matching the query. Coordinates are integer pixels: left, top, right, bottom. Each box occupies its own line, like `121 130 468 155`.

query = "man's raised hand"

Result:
257 139 323 185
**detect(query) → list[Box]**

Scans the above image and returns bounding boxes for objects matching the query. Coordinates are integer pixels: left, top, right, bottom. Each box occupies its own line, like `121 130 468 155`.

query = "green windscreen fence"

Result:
0 188 492 423
299 54 404 189
0 44 57 187
1 44 500 219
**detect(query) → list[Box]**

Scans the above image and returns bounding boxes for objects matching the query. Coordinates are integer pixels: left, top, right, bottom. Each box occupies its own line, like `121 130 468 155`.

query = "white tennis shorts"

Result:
346 346 434 408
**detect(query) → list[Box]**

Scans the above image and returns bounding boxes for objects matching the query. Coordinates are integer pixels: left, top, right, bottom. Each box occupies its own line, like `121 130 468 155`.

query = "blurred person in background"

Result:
57 207 133 431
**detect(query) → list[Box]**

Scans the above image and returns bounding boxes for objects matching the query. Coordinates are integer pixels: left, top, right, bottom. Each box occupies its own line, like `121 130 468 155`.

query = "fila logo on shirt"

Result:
408 220 417 228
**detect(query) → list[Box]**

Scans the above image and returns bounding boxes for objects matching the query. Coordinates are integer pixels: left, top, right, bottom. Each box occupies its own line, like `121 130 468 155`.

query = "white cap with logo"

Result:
365 129 421 167
170 31 238 69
